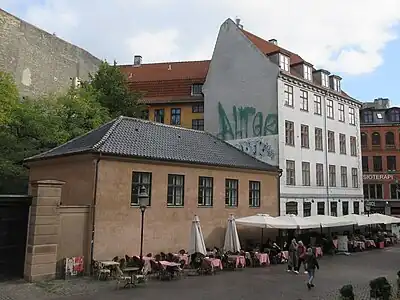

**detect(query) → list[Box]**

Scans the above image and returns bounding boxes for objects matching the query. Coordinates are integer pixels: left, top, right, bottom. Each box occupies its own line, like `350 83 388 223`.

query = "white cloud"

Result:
1 0 400 75
125 29 180 62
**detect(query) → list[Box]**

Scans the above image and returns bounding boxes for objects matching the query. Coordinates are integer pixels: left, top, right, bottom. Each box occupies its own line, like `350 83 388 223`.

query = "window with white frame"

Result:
302 161 311 186
279 54 290 72
333 78 341 92
286 201 298 215
321 73 329 87
303 202 311 217
339 133 346 154
304 65 312 81
314 95 322 115
338 103 345 122
350 136 357 156
349 107 356 125
352 168 359 188
286 160 296 185
316 163 324 186
340 166 348 187
327 99 334 119
315 127 323 150
329 165 336 187
300 90 309 111
284 84 294 107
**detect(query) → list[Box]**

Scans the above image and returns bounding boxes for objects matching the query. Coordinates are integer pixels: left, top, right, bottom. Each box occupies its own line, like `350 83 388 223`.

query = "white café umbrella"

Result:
305 215 355 228
369 213 400 225
273 214 320 229
188 215 207 256
223 214 241 252
235 213 285 228
341 214 379 226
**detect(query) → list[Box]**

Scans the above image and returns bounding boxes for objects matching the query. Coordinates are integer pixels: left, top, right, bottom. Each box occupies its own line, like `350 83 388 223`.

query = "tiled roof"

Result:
119 60 209 82
25 117 279 172
119 23 353 102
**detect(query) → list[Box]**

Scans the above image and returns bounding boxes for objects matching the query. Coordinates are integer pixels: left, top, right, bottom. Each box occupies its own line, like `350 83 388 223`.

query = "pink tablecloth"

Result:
282 251 289 260
206 258 223 270
255 253 270 265
228 255 246 268
159 261 181 268
333 239 338 249
365 240 376 248
315 247 323 257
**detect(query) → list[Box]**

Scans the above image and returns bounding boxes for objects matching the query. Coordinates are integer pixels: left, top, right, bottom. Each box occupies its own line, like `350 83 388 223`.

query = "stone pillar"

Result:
24 180 64 282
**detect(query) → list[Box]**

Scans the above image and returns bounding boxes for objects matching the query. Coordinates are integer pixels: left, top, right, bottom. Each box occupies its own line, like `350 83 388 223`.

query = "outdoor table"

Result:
122 267 140 288
255 253 270 265
365 239 376 248
228 255 246 268
99 261 119 279
315 247 323 258
205 258 223 270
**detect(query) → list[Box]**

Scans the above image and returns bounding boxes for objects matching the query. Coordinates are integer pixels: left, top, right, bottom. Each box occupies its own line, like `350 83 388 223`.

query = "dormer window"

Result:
279 54 290 72
191 84 203 96
333 78 341 92
321 73 329 87
303 65 312 81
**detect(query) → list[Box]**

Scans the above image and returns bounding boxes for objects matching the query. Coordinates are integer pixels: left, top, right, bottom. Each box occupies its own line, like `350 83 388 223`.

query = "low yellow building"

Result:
26 116 280 263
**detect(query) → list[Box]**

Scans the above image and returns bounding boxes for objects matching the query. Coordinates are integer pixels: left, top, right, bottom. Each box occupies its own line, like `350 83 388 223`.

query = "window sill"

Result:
225 206 238 209
249 206 261 209
300 109 309 112
314 112 322 116
285 143 295 147
167 205 184 208
284 104 294 109
130 205 152 208
198 205 213 208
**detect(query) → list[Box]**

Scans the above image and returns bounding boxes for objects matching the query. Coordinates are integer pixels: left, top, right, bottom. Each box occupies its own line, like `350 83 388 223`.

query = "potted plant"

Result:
369 277 391 299
339 284 354 300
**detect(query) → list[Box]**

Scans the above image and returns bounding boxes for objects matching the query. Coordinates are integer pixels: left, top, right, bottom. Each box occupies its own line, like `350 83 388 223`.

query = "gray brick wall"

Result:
0 8 101 98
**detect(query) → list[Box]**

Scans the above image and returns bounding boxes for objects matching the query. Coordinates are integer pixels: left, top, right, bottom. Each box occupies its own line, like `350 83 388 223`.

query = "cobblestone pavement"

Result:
2 247 400 300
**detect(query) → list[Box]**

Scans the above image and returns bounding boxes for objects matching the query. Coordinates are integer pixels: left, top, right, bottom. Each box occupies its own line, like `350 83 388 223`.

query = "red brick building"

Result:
360 98 400 215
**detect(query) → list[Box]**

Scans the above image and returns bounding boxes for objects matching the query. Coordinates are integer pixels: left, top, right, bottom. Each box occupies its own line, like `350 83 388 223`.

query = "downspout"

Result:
278 169 283 215
90 155 101 273
323 93 330 215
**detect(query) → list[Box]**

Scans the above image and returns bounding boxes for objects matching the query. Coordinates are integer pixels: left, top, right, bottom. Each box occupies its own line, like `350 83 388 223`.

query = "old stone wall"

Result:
0 8 101 98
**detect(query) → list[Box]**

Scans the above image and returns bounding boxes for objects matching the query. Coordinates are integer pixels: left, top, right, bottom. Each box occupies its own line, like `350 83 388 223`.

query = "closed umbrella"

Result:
188 215 207 256
224 214 241 252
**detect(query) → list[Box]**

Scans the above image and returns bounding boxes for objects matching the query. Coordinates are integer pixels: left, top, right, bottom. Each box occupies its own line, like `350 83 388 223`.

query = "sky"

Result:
2 0 400 105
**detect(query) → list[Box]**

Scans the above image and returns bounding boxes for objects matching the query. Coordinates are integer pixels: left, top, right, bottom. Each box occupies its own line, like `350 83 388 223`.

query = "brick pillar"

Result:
24 180 64 282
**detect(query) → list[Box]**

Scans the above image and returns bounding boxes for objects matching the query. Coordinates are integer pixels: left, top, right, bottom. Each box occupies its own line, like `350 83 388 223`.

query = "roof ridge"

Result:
92 116 125 150
119 60 210 67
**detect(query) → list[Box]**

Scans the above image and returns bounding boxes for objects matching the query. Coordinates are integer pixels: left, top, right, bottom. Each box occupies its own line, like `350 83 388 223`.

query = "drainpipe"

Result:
278 168 283 215
323 93 330 215
90 155 101 273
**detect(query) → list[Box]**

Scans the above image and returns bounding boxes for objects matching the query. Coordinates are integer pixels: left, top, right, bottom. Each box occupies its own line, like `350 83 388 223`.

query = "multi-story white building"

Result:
203 18 364 216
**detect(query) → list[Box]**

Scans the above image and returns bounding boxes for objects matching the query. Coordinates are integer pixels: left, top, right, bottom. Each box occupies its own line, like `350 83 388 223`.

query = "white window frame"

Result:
349 107 356 125
338 103 345 122
300 90 309 111
327 99 334 119
279 54 290 72
284 84 294 107
304 65 312 81
321 73 329 87
314 95 322 115
333 78 341 92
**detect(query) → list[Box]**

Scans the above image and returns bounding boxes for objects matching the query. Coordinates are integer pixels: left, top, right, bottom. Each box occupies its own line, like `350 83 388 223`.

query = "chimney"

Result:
235 17 243 29
269 39 278 45
133 55 142 66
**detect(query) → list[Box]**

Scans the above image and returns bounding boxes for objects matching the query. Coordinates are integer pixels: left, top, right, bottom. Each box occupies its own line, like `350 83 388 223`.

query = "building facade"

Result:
204 18 364 217
0 9 101 98
119 59 209 130
360 98 400 215
27 117 280 260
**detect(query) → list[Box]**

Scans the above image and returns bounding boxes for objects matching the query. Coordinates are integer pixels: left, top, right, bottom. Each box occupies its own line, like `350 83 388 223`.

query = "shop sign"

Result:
363 174 394 181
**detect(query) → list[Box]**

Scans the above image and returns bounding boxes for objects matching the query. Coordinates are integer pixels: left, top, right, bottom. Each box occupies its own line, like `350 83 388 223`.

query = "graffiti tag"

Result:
231 138 276 161
218 102 278 140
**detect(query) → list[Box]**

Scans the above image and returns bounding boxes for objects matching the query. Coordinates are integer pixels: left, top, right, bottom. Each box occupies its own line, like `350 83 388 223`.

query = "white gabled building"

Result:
203 18 364 217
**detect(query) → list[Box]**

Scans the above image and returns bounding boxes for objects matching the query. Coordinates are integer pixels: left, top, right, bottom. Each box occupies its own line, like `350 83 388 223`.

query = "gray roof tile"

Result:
26 117 278 172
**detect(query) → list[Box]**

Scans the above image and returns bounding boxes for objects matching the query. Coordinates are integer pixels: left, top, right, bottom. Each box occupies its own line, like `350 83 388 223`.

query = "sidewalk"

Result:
0 278 115 300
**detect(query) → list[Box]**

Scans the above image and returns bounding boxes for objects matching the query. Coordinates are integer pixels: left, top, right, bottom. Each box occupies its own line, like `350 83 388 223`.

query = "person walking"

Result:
296 241 307 274
305 248 319 290
287 238 298 273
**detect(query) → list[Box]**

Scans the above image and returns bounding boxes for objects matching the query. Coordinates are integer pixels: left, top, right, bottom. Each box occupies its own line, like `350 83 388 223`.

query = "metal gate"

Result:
0 195 31 281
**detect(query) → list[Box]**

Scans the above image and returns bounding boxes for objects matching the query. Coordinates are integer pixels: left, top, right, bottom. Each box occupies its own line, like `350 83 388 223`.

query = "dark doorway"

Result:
0 195 31 281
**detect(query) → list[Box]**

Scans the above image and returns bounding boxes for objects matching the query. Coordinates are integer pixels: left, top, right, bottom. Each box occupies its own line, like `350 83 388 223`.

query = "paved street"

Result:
2 247 400 300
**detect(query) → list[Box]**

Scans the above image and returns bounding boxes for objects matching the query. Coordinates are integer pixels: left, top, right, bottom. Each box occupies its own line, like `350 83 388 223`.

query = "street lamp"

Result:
138 186 149 266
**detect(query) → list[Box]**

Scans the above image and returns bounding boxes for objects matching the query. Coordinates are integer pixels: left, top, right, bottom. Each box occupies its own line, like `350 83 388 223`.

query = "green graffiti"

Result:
218 102 278 140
